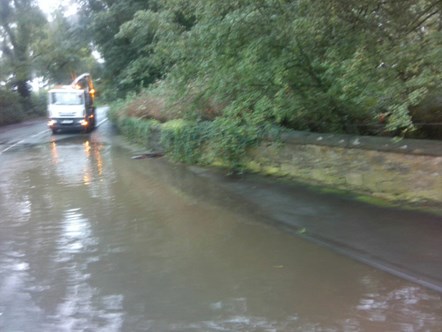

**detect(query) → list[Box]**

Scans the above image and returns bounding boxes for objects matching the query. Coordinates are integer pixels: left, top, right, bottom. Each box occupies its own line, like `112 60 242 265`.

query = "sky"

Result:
37 0 58 14
37 0 78 17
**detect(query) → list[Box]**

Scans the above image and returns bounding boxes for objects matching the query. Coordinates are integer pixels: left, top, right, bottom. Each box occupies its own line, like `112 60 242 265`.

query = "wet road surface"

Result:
0 117 441 331
193 168 442 293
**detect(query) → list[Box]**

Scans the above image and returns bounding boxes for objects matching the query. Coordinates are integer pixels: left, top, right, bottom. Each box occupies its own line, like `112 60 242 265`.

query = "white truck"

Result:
47 73 96 134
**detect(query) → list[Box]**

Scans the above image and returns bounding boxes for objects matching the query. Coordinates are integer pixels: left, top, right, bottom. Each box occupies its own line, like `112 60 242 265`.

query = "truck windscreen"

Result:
50 92 84 105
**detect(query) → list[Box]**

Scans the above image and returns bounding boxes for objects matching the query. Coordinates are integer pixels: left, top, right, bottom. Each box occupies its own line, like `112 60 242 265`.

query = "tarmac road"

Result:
0 106 109 155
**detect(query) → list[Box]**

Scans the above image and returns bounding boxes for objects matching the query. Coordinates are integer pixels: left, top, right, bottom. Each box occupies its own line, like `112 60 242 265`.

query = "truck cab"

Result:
48 73 96 134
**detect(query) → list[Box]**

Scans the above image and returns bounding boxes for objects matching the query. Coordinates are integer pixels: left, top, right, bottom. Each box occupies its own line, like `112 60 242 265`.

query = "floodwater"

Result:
0 135 441 331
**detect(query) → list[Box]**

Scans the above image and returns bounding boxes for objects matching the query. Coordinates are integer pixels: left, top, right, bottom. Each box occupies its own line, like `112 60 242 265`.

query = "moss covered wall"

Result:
247 132 442 203
117 115 441 204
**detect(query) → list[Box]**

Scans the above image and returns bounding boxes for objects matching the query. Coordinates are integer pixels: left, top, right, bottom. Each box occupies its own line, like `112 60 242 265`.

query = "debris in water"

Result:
297 227 307 235
131 152 164 159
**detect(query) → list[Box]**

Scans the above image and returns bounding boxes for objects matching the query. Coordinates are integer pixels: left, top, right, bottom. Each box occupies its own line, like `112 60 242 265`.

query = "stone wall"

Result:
248 131 442 203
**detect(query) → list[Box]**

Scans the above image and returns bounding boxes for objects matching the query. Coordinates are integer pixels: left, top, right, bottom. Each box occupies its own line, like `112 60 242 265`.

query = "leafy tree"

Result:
0 0 46 98
157 0 442 135
81 0 442 137
114 8 189 91
33 10 101 85
76 0 159 98
318 0 442 134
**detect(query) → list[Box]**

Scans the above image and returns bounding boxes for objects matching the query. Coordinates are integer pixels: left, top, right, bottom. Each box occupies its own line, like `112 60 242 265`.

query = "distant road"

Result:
0 106 109 155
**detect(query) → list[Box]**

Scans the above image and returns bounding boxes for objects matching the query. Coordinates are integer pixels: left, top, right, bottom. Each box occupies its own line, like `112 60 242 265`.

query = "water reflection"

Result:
50 140 58 164
49 138 102 187
356 286 439 327
58 208 94 254
48 137 114 201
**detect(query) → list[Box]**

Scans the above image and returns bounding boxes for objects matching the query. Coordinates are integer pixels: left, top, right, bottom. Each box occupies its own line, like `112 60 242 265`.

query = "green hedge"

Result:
0 90 47 126
110 100 269 171
0 90 25 125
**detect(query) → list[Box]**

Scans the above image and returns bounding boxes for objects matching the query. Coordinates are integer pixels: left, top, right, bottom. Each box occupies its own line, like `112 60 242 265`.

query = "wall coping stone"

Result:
279 130 442 157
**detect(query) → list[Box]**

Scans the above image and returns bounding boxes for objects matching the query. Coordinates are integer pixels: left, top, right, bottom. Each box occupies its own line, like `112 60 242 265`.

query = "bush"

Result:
108 86 271 171
161 120 210 164
108 99 127 123
28 93 47 117
0 90 48 126
113 83 187 123
0 89 25 126
160 118 268 171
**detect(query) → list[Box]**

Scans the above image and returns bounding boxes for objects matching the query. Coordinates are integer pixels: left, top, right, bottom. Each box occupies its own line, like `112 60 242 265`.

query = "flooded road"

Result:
0 123 441 331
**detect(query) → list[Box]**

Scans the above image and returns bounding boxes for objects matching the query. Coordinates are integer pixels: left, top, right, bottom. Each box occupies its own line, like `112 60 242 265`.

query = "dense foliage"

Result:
109 98 272 170
0 89 24 124
0 88 47 126
76 0 160 99
79 0 442 139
